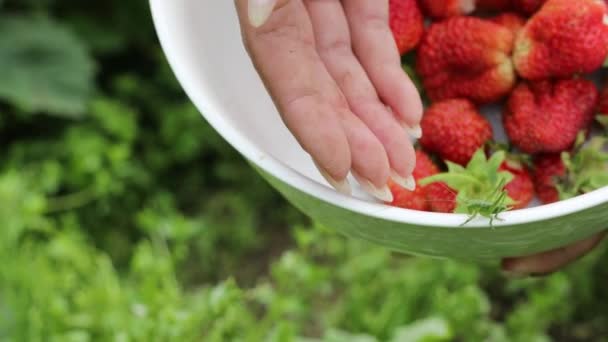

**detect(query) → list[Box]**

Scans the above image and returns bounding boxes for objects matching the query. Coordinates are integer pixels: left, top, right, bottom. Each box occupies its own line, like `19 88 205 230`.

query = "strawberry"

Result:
419 0 475 19
513 0 608 80
599 81 608 116
477 0 512 12
423 152 534 213
420 99 493 166
500 160 535 209
533 135 608 204
503 79 599 154
598 81 608 129
512 0 547 15
533 153 565 204
426 182 457 213
416 16 517 104
420 149 514 223
489 12 526 36
389 0 425 55
387 150 440 211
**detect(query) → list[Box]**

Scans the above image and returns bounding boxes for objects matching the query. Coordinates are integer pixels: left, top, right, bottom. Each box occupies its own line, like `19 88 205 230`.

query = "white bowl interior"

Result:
150 0 608 228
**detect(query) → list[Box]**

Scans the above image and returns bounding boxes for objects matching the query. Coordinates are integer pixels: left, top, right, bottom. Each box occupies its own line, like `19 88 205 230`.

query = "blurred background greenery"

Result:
2 1 608 341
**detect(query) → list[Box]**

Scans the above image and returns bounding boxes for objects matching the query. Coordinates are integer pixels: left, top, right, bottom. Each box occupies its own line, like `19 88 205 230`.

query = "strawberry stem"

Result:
420 149 514 226
557 133 608 200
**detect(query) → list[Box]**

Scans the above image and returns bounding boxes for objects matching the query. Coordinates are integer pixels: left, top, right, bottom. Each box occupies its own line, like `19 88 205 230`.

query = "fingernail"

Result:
404 123 423 139
461 0 476 14
352 171 394 202
314 162 351 196
386 106 422 139
390 170 416 191
248 0 277 27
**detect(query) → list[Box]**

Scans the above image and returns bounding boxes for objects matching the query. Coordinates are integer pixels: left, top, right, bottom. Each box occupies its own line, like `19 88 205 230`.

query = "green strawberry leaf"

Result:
0 15 96 117
420 173 483 190
445 161 466 174
487 151 506 178
596 115 608 134
586 172 608 190
420 148 514 226
557 135 608 200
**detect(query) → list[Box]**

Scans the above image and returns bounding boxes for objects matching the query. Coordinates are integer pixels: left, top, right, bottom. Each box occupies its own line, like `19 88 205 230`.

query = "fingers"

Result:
235 0 395 200
304 0 416 189
248 0 279 27
342 0 424 135
236 0 351 190
502 232 607 277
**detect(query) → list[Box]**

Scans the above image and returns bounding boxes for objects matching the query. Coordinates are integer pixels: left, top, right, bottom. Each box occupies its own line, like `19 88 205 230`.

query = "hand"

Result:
502 231 606 277
235 0 423 201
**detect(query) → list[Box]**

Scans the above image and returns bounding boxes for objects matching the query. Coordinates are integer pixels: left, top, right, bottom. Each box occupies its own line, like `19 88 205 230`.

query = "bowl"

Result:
149 0 608 261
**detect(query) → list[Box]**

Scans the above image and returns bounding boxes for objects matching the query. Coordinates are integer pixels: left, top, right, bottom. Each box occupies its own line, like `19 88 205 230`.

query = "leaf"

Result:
390 317 452 342
421 148 514 223
445 161 466 173
467 149 489 169
420 173 483 189
557 136 608 200
323 330 378 342
0 15 95 117
487 151 506 174
596 115 608 129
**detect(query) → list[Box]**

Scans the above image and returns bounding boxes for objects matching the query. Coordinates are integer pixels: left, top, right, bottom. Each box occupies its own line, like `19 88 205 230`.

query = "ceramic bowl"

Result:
149 0 608 261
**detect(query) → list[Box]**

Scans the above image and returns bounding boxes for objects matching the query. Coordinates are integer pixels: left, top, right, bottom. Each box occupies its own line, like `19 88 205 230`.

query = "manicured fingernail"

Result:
352 171 393 202
314 162 351 195
248 0 277 27
391 170 416 191
404 123 423 139
461 0 476 14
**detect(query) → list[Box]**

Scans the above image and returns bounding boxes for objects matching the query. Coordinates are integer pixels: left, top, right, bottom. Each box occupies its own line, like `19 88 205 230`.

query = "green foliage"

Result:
1 1 608 341
420 149 513 224
558 133 608 200
0 15 95 117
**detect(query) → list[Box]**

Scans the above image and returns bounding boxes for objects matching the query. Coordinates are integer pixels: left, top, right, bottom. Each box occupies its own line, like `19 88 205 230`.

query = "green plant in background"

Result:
1 1 608 341
0 15 95 116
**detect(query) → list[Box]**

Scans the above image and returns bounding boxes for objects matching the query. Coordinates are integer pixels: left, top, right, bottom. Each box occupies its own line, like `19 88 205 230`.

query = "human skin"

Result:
235 0 605 276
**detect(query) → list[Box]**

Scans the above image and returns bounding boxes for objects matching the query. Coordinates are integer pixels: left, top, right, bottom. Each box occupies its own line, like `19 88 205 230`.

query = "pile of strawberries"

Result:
387 0 608 216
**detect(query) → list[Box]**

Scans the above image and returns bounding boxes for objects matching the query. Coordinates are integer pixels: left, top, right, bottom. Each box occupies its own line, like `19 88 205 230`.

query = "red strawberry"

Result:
599 81 608 116
416 16 517 104
477 0 512 11
420 150 515 220
533 136 608 204
489 12 526 36
532 154 565 204
513 0 608 80
503 79 599 154
420 99 493 166
420 0 476 19
512 0 548 15
387 150 440 211
500 160 535 209
389 0 425 55
426 182 457 213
